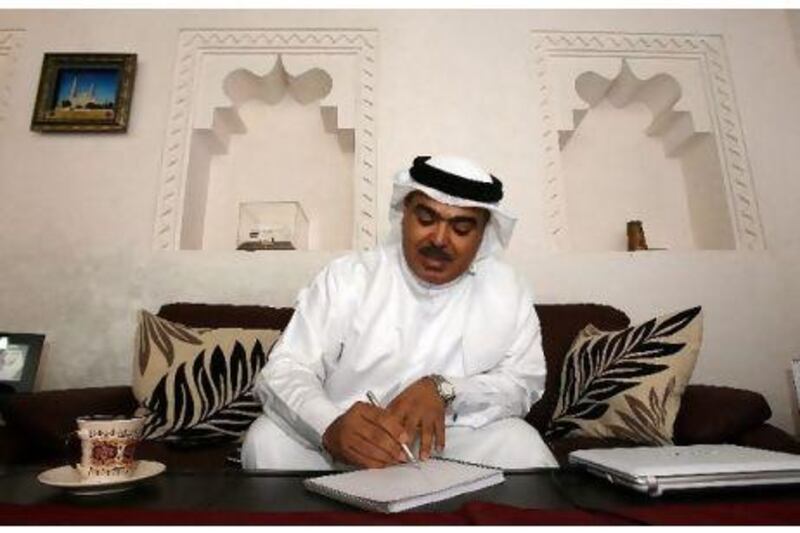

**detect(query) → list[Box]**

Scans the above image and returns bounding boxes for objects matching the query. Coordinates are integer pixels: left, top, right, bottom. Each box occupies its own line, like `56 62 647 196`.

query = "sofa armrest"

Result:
673 384 771 445
0 386 138 466
733 423 800 455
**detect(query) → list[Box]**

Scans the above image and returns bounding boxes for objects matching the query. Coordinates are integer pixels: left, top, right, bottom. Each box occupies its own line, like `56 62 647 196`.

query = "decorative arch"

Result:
153 29 378 252
531 31 765 252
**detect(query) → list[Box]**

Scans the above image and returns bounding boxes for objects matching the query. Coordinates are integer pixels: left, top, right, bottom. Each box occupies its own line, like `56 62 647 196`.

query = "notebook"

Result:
569 444 800 496
304 458 504 513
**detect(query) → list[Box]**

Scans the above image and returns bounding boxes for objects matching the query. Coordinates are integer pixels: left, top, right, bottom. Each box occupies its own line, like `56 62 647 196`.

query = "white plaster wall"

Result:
789 10 800 64
1 9 799 435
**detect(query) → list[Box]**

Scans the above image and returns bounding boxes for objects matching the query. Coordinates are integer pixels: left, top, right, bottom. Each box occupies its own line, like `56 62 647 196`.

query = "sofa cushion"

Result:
674 384 772 444
527 304 631 433
546 306 702 445
133 310 281 443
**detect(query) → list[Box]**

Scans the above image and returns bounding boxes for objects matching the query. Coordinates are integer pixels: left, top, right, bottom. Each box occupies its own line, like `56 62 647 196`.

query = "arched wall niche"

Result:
563 60 734 251
153 29 378 252
532 31 765 252
185 54 355 252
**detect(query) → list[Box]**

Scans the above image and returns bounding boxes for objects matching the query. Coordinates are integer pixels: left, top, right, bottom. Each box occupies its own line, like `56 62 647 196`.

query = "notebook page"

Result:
306 458 501 504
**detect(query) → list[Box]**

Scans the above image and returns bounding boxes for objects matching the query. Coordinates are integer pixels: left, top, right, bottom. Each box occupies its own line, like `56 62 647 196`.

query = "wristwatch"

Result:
428 374 456 406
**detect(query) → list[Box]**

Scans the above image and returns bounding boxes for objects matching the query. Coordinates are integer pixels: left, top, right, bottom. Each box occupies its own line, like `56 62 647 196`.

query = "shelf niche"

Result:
189 56 355 252
561 61 735 252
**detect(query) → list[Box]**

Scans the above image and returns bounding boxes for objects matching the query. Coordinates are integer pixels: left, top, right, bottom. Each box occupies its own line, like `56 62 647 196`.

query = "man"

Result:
241 155 557 470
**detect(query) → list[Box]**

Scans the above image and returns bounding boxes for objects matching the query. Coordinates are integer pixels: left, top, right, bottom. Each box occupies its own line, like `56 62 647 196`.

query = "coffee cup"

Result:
70 415 144 481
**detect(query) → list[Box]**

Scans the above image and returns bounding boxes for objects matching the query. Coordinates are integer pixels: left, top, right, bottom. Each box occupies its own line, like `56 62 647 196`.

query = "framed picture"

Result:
0 333 45 393
30 53 137 133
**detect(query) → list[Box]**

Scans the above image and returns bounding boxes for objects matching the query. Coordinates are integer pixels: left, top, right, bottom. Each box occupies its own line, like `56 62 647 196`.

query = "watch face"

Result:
440 380 455 401
430 375 455 403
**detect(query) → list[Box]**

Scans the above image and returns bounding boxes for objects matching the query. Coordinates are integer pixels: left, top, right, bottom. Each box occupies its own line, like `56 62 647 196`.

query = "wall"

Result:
1 9 799 434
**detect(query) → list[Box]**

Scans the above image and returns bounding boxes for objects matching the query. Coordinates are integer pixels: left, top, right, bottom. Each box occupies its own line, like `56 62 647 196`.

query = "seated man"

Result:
242 155 557 470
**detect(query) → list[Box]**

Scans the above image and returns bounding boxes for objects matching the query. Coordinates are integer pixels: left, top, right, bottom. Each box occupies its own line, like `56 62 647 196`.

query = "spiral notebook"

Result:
304 458 504 513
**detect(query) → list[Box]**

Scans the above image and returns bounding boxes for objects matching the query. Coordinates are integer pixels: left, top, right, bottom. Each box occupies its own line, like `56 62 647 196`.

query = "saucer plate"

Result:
37 460 166 496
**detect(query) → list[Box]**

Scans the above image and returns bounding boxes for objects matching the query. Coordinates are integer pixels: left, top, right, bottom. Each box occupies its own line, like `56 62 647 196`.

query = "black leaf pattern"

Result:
209 346 229 408
171 362 193 430
602 362 669 380
583 379 638 403
546 308 700 442
139 334 279 441
652 307 701 338
192 352 212 422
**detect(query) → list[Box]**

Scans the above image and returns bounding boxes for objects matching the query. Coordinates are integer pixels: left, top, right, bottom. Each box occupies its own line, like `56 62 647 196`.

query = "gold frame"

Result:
30 53 137 133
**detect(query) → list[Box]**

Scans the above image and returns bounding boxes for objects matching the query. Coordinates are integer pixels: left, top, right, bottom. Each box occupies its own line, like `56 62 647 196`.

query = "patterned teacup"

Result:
73 415 144 481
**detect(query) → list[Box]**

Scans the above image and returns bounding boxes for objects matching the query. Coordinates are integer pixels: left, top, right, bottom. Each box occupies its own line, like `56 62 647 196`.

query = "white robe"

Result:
242 243 557 469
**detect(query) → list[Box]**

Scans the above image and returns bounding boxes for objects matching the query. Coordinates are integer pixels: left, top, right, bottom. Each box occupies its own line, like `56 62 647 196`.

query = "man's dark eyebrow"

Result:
449 215 478 225
413 203 437 215
414 202 480 225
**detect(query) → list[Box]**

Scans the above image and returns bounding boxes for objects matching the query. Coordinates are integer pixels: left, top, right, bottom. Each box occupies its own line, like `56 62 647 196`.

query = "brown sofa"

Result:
1 302 798 470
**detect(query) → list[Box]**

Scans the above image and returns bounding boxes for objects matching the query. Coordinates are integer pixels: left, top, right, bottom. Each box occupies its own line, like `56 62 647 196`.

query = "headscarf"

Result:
387 155 517 260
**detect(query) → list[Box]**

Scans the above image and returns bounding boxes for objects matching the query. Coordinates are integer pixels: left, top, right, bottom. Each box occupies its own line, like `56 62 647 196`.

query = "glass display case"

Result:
236 201 309 251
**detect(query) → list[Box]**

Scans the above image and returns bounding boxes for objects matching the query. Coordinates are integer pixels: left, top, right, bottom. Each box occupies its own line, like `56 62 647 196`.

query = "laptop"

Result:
568 444 800 496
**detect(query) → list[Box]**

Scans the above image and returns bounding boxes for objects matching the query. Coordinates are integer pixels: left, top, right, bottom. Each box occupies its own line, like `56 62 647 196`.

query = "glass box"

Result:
236 201 309 251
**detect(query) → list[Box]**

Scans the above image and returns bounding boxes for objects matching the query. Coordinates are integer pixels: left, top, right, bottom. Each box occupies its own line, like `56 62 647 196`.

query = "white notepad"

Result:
304 458 504 513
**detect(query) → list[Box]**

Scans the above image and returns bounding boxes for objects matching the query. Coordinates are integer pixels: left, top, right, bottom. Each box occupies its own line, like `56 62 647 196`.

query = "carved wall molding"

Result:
153 29 378 251
532 31 765 251
0 30 24 125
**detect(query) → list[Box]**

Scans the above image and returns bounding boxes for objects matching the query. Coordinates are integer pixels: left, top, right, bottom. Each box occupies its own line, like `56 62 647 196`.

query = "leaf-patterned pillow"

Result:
547 306 702 445
132 310 281 443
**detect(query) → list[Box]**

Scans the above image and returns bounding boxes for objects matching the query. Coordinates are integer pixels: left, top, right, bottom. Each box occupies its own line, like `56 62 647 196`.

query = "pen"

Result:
365 390 419 467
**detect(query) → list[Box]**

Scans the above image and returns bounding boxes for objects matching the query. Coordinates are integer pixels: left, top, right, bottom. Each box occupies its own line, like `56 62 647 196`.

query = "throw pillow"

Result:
546 306 702 445
132 310 281 443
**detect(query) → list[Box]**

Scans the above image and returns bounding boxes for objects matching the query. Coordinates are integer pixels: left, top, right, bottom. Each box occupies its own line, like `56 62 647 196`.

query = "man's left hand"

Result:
386 377 445 461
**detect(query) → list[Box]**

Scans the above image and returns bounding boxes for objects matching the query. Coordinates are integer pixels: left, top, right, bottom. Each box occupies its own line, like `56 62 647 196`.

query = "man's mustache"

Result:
419 245 453 262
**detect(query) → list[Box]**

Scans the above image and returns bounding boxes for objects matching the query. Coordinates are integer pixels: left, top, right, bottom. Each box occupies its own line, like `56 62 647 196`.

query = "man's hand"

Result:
387 377 445 461
322 402 411 469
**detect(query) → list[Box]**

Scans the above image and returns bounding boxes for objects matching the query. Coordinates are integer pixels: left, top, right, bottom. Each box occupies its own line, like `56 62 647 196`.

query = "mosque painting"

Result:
49 68 120 120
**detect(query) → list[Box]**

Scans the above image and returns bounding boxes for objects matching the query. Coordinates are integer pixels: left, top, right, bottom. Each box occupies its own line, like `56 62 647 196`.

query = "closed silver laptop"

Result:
569 444 800 496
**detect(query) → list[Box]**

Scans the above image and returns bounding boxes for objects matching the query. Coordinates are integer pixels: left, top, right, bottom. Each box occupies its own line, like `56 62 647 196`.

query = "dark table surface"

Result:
2 463 800 516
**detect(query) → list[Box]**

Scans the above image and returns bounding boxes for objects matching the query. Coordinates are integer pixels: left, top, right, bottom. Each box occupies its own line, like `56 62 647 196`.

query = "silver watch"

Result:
429 374 455 406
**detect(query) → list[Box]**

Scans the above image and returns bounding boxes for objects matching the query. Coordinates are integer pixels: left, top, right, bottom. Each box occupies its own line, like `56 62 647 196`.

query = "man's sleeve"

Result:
445 284 547 428
251 262 352 449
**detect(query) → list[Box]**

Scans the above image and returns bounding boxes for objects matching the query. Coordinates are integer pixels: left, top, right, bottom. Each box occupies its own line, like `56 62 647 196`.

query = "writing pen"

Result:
365 390 419 468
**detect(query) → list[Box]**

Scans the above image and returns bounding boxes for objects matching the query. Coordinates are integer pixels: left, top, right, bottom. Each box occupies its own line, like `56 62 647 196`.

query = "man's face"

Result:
401 192 489 285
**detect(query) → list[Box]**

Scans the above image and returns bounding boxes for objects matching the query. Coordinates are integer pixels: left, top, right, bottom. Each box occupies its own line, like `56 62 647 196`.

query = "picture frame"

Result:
30 53 137 133
0 333 45 393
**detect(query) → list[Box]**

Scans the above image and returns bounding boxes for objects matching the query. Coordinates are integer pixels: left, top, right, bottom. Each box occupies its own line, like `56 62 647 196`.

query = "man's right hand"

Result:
322 401 411 469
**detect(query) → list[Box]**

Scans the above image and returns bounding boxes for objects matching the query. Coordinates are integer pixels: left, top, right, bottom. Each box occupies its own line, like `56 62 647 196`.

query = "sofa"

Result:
1 302 798 470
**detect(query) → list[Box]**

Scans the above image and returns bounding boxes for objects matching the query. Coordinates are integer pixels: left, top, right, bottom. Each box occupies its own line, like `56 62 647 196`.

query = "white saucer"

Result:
37 460 166 496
